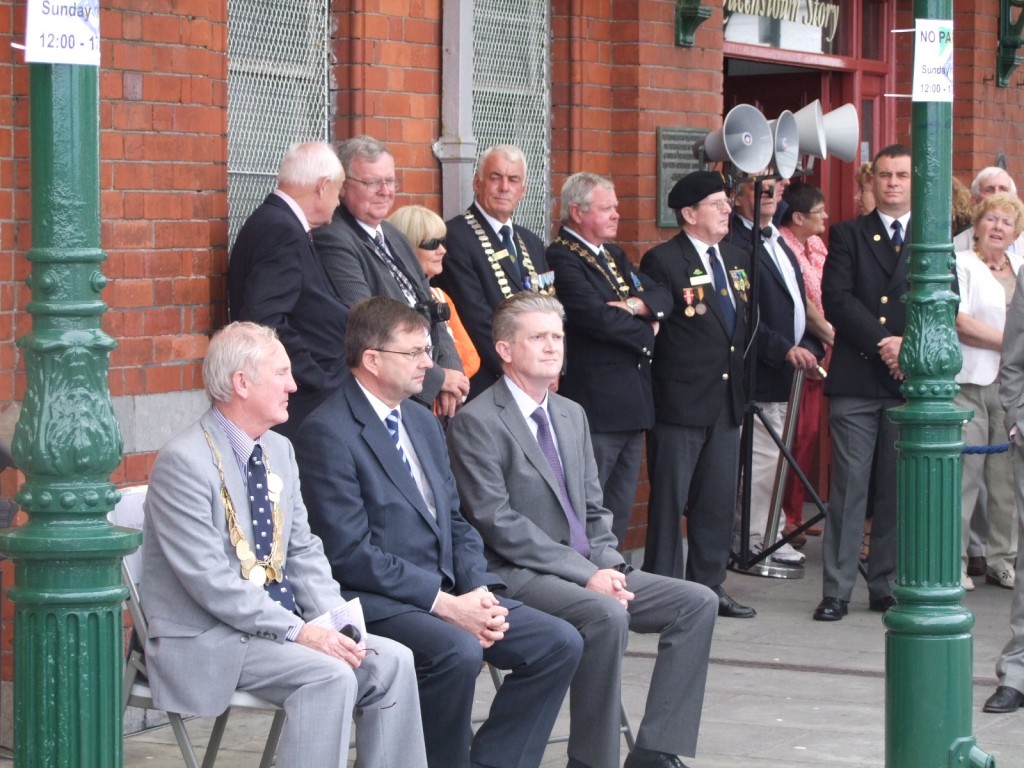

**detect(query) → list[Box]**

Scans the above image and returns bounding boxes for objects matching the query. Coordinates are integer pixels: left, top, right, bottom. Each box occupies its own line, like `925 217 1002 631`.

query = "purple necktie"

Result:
530 407 591 558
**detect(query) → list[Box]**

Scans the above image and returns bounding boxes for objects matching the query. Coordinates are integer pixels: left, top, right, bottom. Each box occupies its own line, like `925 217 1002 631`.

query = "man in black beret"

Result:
639 171 756 619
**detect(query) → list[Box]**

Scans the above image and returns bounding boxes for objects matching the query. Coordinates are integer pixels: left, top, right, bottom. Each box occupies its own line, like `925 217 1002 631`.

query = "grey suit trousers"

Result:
513 569 717 768
995 441 1024 691
822 395 900 603
236 632 425 768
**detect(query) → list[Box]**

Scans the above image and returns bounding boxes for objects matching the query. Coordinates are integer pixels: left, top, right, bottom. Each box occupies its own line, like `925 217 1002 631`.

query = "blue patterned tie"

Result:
708 246 736 336
530 407 591 558
500 224 523 283
248 445 297 612
385 409 412 475
890 220 903 254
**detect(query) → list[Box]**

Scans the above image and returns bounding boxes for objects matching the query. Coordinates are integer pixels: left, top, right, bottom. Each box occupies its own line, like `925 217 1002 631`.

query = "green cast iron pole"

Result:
0 59 140 766
886 4 994 766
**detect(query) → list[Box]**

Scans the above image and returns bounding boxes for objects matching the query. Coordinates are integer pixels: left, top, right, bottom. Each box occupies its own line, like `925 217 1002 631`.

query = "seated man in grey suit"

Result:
141 321 426 768
293 297 582 768
447 293 718 768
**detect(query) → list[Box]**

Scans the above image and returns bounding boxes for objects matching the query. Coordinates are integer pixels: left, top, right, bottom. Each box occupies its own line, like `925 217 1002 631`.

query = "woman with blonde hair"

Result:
388 205 481 379
955 191 1024 590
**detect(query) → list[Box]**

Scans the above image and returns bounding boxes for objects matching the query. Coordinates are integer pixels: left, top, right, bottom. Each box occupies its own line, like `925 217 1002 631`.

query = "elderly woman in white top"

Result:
956 192 1024 591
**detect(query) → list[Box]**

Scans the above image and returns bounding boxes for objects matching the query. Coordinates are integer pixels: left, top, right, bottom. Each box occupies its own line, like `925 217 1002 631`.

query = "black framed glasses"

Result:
347 177 399 193
419 238 446 250
372 346 434 360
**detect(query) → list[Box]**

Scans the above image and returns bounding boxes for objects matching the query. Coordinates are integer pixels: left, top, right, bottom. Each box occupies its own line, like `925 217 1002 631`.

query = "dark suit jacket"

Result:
639 231 749 427
822 211 909 399
447 379 623 596
228 194 349 437
433 203 551 397
725 216 823 402
293 373 504 623
546 227 672 432
312 204 463 407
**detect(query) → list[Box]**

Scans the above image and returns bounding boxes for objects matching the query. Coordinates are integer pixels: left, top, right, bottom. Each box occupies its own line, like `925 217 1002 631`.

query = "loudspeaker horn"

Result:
822 103 860 162
769 110 800 179
793 99 827 159
697 104 773 175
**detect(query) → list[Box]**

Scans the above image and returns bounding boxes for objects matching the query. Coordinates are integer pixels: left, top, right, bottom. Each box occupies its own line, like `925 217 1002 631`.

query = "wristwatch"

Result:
626 297 640 316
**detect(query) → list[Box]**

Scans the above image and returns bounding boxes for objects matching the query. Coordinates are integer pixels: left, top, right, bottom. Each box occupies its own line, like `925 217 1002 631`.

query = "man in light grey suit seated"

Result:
447 293 718 768
141 321 426 768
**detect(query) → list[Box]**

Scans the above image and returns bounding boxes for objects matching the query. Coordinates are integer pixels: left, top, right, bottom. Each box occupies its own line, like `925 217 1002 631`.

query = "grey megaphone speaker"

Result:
700 104 773 175
822 103 860 162
793 99 827 159
769 110 800 179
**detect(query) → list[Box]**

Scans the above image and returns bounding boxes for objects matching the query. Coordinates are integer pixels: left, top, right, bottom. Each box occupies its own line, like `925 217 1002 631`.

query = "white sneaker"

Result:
771 541 806 565
961 572 975 592
986 569 1015 589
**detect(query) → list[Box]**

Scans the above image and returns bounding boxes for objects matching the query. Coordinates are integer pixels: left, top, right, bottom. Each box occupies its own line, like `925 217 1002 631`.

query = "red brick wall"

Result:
333 0 445 205
1 1 230 488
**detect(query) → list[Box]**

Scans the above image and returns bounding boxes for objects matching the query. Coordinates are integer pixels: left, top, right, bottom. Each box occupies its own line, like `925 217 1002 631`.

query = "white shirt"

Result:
272 189 312 235
503 376 564 460
355 381 437 520
685 233 735 307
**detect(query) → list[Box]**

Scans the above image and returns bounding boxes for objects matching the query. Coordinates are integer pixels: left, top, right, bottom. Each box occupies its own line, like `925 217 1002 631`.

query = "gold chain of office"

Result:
464 211 541 299
202 430 286 588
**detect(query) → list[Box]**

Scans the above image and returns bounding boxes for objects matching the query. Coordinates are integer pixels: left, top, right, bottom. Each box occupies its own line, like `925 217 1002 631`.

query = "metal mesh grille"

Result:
227 0 330 247
472 0 551 237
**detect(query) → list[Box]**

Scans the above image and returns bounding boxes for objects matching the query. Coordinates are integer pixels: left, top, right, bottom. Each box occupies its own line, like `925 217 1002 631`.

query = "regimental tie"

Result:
385 409 413 476
500 224 523 283
708 246 737 336
373 230 419 305
248 445 297 612
530 407 591 558
890 219 904 254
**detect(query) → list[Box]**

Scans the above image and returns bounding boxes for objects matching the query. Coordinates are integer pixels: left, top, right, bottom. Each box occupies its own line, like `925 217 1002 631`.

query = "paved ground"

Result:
9 534 1024 767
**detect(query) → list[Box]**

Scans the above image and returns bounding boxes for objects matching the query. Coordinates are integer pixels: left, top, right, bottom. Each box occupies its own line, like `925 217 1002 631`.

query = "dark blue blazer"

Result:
546 227 673 432
228 194 349 437
293 373 504 623
822 211 909 400
639 231 749 428
725 216 822 402
434 203 550 398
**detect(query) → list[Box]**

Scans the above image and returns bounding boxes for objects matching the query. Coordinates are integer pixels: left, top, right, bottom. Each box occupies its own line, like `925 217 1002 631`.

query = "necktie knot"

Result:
530 406 549 429
250 444 263 466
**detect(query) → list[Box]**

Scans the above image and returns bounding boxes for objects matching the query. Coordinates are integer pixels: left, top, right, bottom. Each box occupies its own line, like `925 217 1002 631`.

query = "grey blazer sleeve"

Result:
999 268 1024 438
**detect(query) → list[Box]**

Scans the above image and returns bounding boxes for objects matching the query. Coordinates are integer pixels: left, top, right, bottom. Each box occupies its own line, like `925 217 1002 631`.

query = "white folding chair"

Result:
113 485 286 768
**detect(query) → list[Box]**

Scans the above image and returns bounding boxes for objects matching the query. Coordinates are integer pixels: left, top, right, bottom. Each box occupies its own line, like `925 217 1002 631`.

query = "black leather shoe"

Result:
623 749 688 768
813 597 848 621
869 595 897 613
966 555 986 577
983 685 1024 713
713 586 756 618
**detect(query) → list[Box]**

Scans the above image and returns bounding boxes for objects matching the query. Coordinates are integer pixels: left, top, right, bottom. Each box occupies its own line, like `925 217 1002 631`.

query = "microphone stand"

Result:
731 174 827 579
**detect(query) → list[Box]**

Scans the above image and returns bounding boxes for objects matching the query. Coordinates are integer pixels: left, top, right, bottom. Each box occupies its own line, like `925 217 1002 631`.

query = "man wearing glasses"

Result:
724 175 822 567
294 296 582 768
638 171 755 619
313 136 469 418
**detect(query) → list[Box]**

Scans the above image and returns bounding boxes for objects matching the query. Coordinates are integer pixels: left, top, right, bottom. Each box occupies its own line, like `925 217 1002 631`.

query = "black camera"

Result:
415 299 451 325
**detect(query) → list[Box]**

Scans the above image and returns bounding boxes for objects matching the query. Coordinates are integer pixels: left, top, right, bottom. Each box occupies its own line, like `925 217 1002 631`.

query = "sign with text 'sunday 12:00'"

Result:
912 19 952 102
24 0 100 66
